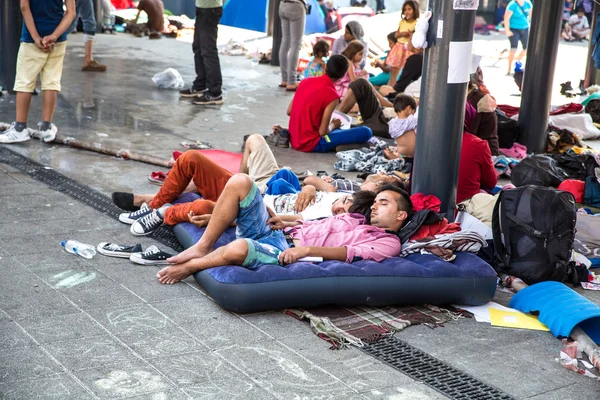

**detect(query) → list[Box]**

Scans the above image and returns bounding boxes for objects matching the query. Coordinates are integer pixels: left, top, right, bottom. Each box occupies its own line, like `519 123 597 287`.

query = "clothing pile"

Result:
334 143 411 174
400 231 487 261
492 155 520 178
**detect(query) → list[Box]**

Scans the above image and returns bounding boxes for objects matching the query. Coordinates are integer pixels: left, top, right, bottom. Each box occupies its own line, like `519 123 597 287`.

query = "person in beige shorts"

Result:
0 0 75 144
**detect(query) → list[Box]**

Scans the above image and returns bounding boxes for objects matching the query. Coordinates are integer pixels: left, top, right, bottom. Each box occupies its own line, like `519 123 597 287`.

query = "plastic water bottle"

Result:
251 48 259 66
61 240 96 259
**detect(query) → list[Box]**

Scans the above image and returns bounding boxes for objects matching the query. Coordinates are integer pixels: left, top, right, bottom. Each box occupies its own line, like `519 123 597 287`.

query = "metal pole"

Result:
412 0 476 218
517 2 562 154
1 1 23 94
584 1 600 87
270 0 282 66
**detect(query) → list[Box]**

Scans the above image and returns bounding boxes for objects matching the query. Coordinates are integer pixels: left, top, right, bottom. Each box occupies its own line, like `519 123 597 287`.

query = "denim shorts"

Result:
236 183 289 269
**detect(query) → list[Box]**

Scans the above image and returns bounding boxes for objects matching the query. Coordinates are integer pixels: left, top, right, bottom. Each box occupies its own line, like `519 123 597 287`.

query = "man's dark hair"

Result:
326 54 350 80
393 94 417 113
349 190 377 222
377 184 413 220
576 7 585 14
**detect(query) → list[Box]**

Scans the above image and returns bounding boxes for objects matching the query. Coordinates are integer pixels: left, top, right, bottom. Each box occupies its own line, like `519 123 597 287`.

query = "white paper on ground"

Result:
331 110 352 130
453 0 480 10
453 302 517 323
448 41 473 84
437 20 444 38
454 211 493 240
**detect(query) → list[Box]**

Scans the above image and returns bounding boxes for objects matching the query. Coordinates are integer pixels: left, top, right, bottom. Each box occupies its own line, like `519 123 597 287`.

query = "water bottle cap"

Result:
61 240 67 246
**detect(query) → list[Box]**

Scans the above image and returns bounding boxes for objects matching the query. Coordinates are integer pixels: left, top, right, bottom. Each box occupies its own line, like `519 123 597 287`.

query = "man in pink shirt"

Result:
156 173 412 284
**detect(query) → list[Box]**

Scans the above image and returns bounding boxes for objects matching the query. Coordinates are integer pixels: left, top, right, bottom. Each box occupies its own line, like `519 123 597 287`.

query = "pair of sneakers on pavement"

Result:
119 203 166 236
97 242 173 265
179 88 224 105
0 122 57 144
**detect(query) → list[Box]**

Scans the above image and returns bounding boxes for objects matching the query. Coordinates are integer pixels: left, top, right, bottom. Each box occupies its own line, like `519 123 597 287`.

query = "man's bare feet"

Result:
156 263 196 284
279 82 287 88
167 243 211 264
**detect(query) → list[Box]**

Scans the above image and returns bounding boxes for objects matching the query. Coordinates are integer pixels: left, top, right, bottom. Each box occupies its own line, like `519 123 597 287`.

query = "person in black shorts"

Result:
504 0 533 75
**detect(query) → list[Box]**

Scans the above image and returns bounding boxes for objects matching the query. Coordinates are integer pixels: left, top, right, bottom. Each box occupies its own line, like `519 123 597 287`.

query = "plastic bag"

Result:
152 68 184 90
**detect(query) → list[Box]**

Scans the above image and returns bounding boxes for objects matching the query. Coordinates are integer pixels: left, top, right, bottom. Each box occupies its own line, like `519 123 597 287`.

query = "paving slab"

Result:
0 345 63 383
44 335 137 372
0 373 94 400
18 312 106 345
71 359 177 399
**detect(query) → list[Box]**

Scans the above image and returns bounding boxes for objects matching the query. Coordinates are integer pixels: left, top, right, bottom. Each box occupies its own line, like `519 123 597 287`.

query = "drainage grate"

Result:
0 147 183 252
362 336 515 400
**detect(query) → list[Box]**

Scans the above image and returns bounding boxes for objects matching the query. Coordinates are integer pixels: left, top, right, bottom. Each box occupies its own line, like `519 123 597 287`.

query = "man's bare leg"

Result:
157 239 249 284
338 88 358 114
165 173 253 269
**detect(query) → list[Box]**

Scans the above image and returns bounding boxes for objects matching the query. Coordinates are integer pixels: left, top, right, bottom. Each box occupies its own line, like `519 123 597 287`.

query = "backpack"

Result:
492 186 580 285
511 155 568 187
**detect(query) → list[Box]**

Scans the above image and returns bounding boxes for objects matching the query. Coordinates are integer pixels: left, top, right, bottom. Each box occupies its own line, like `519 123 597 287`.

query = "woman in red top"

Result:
457 102 498 203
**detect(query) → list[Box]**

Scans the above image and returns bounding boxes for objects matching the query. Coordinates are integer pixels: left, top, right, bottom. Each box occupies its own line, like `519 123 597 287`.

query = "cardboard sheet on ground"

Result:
489 308 550 331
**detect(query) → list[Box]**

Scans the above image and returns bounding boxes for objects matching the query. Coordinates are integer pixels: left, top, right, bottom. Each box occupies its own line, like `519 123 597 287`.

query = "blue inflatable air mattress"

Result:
172 194 498 313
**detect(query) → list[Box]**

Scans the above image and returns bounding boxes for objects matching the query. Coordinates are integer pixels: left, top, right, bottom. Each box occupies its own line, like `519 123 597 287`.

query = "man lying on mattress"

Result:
113 134 404 236
155 174 413 284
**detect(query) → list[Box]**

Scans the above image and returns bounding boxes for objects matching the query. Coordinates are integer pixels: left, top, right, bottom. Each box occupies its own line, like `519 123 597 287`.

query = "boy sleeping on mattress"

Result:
155 174 413 284
114 134 405 236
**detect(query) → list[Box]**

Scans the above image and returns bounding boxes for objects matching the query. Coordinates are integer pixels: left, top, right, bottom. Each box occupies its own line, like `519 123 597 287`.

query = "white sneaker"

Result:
0 122 31 144
119 203 152 225
38 123 58 143
130 209 164 236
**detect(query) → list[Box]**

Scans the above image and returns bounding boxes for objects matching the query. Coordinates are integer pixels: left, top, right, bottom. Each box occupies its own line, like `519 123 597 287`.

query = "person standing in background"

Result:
0 0 76 144
69 0 108 71
278 0 308 92
504 0 532 75
179 0 224 105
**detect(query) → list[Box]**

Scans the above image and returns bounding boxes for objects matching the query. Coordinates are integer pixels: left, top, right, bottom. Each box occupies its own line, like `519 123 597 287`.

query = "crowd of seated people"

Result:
110 2 501 283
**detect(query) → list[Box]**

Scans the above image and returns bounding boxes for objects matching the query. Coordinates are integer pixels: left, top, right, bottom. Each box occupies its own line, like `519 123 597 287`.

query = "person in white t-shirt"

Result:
563 8 590 41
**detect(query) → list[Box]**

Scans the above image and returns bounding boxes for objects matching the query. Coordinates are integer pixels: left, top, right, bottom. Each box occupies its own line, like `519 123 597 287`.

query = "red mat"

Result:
172 149 242 173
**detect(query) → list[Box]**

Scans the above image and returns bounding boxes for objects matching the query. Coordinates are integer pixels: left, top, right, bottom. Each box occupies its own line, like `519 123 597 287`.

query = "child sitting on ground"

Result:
369 32 399 87
304 40 330 78
335 40 369 98
384 94 418 159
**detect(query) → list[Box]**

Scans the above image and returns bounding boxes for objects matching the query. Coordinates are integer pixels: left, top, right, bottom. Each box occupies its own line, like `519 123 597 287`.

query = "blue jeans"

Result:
312 126 373 153
265 169 301 195
69 0 97 35
236 183 289 269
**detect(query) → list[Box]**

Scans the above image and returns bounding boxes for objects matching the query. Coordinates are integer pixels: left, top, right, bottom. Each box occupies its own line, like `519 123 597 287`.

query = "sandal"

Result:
279 82 287 88
285 85 298 92
82 60 107 72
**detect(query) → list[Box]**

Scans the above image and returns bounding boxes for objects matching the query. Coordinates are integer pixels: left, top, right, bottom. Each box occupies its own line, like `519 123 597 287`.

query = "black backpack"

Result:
492 186 579 285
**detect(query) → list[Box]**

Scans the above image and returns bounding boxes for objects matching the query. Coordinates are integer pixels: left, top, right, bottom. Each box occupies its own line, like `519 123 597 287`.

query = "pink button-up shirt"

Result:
290 213 401 263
